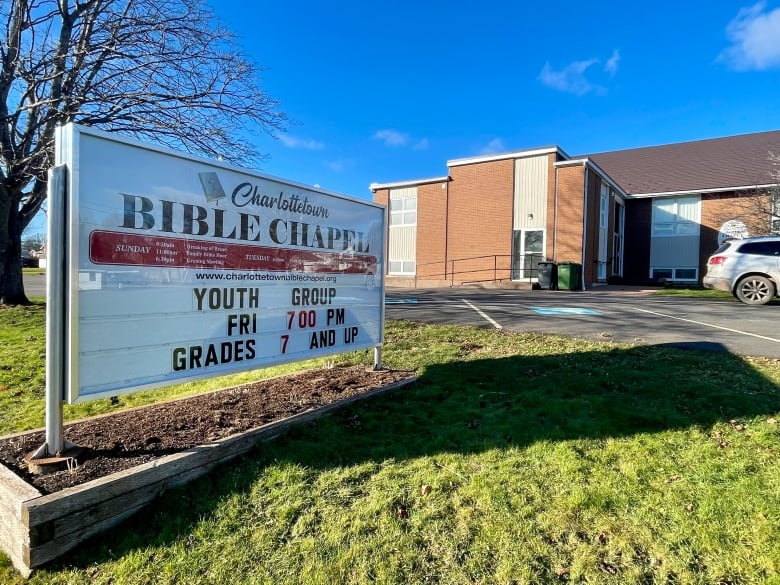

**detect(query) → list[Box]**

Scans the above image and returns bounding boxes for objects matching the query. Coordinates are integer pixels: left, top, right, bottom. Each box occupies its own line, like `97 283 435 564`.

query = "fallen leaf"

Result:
597 531 609 544
729 420 745 431
767 417 777 425
421 484 432 496
397 505 409 519
685 503 695 512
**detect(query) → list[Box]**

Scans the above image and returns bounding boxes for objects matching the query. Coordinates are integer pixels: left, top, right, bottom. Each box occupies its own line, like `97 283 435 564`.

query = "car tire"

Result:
734 275 775 305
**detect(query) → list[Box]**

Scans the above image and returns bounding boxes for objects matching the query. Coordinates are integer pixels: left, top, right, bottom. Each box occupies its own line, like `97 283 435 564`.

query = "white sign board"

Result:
56 124 385 403
717 219 749 246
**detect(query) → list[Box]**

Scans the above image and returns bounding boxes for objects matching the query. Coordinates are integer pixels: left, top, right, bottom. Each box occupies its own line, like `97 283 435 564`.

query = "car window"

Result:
738 241 780 256
712 242 733 254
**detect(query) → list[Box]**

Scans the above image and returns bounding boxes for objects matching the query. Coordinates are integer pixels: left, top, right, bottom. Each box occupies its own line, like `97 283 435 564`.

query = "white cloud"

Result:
373 129 409 147
325 159 353 172
604 49 620 76
539 58 601 96
278 134 324 150
479 138 505 154
719 2 780 70
374 129 430 150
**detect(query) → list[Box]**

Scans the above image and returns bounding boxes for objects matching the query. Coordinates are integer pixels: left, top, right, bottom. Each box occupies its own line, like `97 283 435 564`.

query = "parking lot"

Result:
385 287 780 359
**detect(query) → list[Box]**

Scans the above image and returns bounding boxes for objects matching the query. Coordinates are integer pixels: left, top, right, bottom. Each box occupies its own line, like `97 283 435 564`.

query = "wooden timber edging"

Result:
0 376 417 577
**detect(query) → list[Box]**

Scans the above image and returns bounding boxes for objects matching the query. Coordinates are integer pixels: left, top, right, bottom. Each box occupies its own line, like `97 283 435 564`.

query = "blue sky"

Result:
22 2 780 234
211 0 780 194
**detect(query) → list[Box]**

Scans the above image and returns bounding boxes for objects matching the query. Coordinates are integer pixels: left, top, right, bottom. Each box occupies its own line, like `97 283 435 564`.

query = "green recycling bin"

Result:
557 262 581 290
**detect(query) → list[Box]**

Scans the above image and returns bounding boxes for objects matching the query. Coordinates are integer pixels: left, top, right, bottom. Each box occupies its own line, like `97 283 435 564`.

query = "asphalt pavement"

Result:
23 272 46 297
385 286 780 359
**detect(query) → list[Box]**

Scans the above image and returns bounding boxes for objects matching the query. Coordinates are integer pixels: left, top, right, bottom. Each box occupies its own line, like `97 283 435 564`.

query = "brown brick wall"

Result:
700 190 773 271
582 169 601 285
416 182 449 279
545 154 558 260
554 164 585 265
447 159 515 283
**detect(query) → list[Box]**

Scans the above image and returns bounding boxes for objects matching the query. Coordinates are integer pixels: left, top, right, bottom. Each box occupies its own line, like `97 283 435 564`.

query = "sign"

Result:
717 220 749 245
56 125 385 403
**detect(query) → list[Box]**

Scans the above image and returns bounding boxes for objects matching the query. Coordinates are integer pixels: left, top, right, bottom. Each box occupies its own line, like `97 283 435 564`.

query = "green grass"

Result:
22 268 46 276
1 308 779 584
651 286 735 300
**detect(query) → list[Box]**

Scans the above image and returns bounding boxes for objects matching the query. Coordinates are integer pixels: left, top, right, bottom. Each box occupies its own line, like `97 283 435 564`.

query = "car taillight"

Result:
708 255 727 265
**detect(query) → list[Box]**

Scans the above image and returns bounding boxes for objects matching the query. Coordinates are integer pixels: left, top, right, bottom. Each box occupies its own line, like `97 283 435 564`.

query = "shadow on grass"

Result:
46 341 780 572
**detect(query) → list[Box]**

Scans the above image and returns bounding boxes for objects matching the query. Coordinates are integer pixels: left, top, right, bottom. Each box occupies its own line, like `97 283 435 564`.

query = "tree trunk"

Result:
0 188 31 306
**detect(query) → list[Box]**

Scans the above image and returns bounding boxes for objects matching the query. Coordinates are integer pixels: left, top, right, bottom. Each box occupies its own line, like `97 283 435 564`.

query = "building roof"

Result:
587 130 780 197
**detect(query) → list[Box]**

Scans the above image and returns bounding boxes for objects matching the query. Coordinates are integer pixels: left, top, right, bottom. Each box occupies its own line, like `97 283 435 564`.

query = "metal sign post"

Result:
26 165 78 470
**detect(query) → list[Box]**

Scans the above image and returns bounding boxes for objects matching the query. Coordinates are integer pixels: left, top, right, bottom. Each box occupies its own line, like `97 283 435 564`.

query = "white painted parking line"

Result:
635 308 780 344
531 307 602 316
461 299 503 330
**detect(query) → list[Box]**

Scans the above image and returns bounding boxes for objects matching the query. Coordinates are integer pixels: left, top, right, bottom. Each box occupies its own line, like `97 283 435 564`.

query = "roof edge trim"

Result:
630 183 780 198
370 176 451 191
447 146 568 167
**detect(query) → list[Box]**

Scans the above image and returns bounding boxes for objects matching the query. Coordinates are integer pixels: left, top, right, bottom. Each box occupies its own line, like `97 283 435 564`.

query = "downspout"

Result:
444 178 450 284
553 157 559 261
511 161 517 279
581 164 589 291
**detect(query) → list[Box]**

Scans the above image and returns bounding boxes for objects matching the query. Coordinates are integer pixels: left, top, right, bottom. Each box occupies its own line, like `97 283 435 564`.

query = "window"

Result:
651 267 698 281
389 260 416 274
651 268 673 280
675 268 697 280
390 196 417 226
599 185 609 229
738 241 780 256
652 196 700 236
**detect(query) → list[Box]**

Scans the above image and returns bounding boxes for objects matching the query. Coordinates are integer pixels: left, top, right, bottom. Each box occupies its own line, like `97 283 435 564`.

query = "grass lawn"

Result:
1 303 779 584
650 286 735 300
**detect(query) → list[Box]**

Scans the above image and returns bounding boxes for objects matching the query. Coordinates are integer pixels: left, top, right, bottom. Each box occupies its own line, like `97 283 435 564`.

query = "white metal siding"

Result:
389 187 417 273
650 235 700 266
514 156 549 230
389 227 417 261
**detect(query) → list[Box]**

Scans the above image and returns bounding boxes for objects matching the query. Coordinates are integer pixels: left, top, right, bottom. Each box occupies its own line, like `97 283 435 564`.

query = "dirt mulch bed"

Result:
0 366 415 495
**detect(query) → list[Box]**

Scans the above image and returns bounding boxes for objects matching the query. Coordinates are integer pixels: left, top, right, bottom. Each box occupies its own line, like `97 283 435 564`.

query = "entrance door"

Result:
512 229 544 280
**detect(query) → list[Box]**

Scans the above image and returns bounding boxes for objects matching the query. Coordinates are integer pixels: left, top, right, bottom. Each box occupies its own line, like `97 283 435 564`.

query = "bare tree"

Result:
0 0 286 304
709 152 780 239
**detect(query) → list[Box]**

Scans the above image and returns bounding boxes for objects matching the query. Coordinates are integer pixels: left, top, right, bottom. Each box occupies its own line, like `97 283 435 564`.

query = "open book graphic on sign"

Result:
198 171 227 203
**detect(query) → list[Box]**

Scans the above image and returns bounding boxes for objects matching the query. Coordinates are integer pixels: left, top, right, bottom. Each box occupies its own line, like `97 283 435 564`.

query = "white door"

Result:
512 229 545 280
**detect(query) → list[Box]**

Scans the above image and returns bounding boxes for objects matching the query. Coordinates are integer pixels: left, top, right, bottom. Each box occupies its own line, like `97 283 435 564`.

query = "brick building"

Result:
371 130 780 288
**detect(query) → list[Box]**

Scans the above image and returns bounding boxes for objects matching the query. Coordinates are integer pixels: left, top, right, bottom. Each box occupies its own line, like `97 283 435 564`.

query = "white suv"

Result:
703 236 780 305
